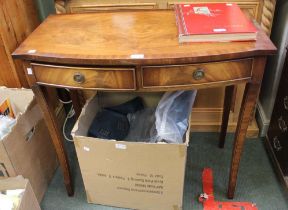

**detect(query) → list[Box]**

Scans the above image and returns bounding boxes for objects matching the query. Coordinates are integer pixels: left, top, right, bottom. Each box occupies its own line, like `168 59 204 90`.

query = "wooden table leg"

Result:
69 90 83 119
227 57 266 199
32 84 74 196
219 85 235 148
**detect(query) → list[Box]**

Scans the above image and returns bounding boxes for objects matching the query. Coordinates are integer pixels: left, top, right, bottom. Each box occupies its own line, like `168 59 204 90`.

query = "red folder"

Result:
174 3 257 42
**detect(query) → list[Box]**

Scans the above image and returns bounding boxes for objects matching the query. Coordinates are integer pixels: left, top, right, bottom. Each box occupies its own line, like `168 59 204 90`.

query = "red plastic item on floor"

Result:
199 168 258 210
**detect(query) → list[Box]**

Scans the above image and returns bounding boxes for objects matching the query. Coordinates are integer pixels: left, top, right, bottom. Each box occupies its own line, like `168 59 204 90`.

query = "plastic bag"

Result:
0 115 16 140
154 90 197 144
125 108 157 142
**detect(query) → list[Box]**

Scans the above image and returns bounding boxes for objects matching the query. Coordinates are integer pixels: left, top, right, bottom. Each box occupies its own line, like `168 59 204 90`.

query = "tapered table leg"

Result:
69 90 83 119
228 57 267 199
219 85 235 148
32 84 74 196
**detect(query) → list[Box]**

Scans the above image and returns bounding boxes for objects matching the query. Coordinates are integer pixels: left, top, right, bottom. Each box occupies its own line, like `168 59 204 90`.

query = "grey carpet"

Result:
41 131 288 210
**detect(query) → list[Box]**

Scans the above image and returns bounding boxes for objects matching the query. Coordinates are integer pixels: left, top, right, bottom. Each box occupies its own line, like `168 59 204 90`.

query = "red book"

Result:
174 3 258 42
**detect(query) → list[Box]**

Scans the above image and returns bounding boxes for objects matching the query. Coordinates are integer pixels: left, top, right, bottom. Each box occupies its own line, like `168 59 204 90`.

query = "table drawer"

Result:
31 64 135 90
141 59 252 88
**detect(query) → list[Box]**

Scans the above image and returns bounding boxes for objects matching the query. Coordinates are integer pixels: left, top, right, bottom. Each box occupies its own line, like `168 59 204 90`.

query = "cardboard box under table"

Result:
0 87 58 202
72 92 191 210
0 176 40 210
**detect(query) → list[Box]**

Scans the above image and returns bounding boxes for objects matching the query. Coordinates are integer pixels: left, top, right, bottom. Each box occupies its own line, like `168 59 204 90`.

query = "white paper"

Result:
83 146 90 152
115 143 127 150
27 68 33 75
27 49 36 54
130 54 144 59
213 28 227 32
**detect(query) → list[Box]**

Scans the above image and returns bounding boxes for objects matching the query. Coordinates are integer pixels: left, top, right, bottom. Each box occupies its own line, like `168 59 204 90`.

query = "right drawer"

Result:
141 59 252 89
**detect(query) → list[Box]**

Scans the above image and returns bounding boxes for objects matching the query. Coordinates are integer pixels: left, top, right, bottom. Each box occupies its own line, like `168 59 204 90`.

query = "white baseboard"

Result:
256 102 271 137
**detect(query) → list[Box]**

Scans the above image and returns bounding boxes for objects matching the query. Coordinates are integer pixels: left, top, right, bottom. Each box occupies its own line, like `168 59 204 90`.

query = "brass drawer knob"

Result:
193 69 205 80
73 72 85 84
273 136 282 151
284 96 288 110
278 116 287 132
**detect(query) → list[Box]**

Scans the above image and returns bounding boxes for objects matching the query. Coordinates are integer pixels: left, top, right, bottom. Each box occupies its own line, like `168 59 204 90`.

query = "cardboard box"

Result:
0 87 58 202
0 176 41 210
72 92 191 210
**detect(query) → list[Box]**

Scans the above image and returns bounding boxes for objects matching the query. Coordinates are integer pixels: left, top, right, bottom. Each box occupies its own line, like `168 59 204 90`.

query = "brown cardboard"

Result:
72 92 190 210
0 176 41 210
0 87 58 202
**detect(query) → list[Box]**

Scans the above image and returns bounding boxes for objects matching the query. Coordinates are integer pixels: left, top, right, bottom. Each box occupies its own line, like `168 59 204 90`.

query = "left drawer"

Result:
31 63 136 90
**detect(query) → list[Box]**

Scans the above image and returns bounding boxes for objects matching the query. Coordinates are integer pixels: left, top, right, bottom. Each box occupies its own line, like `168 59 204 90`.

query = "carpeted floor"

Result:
41 131 288 210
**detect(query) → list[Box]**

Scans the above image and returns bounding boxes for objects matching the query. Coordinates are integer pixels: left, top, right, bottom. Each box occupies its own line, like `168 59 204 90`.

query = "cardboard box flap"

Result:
0 176 27 190
0 87 34 117
72 94 99 137
0 87 43 142
1 104 42 143
0 176 41 210
0 143 15 177
11 106 41 137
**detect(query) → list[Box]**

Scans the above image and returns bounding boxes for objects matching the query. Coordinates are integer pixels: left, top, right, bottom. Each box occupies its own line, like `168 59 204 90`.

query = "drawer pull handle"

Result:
284 96 288 110
278 116 287 132
273 136 282 151
73 72 85 84
193 69 205 80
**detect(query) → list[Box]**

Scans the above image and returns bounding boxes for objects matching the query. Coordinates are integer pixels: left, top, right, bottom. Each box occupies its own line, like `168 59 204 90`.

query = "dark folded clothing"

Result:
88 109 129 140
105 97 144 115
88 97 145 140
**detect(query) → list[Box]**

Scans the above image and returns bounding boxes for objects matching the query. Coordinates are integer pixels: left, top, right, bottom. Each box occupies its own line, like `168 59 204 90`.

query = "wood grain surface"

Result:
219 85 236 148
141 59 252 88
13 10 276 65
228 57 267 198
31 63 136 90
0 0 40 87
